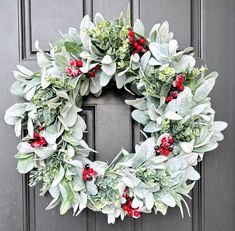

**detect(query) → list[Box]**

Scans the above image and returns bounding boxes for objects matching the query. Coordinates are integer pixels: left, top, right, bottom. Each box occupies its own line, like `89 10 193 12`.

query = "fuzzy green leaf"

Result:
132 110 149 124
64 41 82 57
17 155 34 174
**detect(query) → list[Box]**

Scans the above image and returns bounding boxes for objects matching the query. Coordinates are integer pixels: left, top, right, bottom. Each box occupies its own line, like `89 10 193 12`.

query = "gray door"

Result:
0 0 234 231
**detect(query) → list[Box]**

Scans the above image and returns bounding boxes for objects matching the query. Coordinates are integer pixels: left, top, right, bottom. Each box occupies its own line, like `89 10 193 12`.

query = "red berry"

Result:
178 85 184 91
39 136 46 146
87 168 92 175
159 147 165 154
168 136 174 143
123 194 128 199
34 132 39 139
72 69 79 77
133 41 139 48
77 69 82 75
127 200 132 206
70 60 76 67
163 142 170 149
75 60 83 67
128 30 135 37
127 209 133 216
169 96 174 101
37 141 44 147
38 126 43 131
176 74 184 83
165 97 170 103
89 71 95 78
137 45 143 52
65 67 73 75
122 205 128 211
139 38 145 44
128 36 135 42
30 141 35 148
163 149 170 156
94 64 101 71
31 139 44 148
176 80 181 87
161 137 167 143
133 211 140 218
31 141 38 148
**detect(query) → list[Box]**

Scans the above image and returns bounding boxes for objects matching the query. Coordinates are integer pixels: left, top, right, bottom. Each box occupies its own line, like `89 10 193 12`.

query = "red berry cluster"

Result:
154 136 174 156
121 188 140 218
65 59 83 77
128 29 147 55
82 164 97 181
165 74 185 104
30 127 46 148
85 64 101 78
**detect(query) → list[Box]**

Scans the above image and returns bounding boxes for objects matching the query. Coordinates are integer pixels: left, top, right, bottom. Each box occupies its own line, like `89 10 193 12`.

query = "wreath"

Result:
5 13 227 224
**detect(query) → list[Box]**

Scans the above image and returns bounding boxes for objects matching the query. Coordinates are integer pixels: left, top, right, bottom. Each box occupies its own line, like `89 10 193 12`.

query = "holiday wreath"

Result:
5 13 227 224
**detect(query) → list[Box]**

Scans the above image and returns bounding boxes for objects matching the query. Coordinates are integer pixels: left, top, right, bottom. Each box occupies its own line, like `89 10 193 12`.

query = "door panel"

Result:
140 0 191 48
0 0 234 231
31 0 84 51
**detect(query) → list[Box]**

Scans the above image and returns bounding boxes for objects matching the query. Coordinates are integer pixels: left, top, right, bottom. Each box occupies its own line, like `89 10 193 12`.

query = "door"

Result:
0 0 234 231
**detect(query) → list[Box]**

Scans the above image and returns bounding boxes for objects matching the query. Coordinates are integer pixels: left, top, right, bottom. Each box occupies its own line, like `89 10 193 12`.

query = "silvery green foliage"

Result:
4 13 227 224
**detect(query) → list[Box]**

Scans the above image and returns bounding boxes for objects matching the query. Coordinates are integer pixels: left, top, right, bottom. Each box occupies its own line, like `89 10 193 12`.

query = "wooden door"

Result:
0 0 234 230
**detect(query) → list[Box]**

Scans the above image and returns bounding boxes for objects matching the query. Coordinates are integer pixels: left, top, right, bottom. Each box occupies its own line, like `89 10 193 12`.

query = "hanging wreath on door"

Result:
4 13 227 224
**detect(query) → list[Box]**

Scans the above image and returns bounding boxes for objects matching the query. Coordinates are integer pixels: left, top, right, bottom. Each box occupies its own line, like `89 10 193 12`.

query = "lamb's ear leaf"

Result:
176 88 192 117
160 192 176 207
51 165 65 187
194 78 215 102
145 192 154 210
64 41 82 58
94 13 105 25
46 195 60 210
101 55 113 65
76 192 87 215
213 121 228 132
34 144 57 160
165 111 183 120
15 119 22 137
90 74 102 94
10 81 24 96
134 19 145 36
101 62 116 76
131 110 149 124
115 73 126 89
194 142 218 153
144 121 160 133
140 51 151 71
125 97 147 110
17 65 33 76
4 103 26 125
86 181 98 195
80 79 90 96
17 155 34 174
100 71 112 87
174 55 196 73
